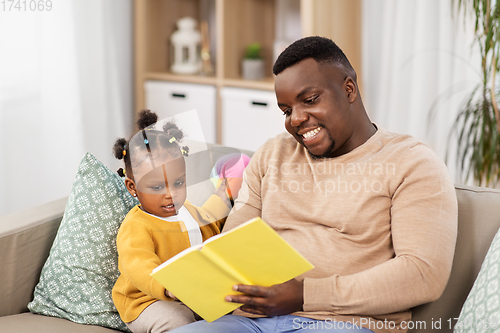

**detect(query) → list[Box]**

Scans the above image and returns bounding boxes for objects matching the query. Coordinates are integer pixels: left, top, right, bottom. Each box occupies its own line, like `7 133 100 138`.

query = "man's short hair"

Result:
272 36 354 76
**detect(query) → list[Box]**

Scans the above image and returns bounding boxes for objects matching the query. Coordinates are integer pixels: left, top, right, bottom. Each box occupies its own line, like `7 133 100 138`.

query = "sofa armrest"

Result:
0 198 67 317
410 185 500 333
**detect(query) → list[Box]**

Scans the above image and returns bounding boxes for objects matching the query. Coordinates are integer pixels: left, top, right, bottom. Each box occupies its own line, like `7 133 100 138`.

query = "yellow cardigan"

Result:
112 195 230 323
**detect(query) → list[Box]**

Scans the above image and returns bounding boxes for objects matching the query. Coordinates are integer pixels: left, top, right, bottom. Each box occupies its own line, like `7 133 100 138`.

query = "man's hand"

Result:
225 279 304 317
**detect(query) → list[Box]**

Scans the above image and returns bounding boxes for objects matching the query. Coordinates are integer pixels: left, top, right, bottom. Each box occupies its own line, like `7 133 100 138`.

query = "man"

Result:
171 36 457 333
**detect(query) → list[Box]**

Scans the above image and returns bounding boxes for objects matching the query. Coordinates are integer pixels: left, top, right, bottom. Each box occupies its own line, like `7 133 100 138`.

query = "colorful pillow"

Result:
28 152 138 331
455 229 500 333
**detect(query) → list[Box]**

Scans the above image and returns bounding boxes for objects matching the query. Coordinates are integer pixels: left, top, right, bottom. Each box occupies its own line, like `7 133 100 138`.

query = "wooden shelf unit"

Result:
134 0 361 143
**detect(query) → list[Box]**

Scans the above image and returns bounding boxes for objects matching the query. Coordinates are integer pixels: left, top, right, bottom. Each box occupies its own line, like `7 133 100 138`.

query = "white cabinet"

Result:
144 81 217 143
221 87 286 151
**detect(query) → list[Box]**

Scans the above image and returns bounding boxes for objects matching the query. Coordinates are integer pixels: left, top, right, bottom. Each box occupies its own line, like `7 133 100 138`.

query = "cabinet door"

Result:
144 81 217 143
221 87 286 151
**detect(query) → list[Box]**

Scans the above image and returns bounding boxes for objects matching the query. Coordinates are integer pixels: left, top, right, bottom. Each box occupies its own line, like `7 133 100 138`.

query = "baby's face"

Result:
134 156 187 218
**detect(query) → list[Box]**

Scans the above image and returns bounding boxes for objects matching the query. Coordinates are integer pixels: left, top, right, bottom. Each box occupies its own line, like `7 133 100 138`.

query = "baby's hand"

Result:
164 289 178 300
215 178 241 208
211 153 250 203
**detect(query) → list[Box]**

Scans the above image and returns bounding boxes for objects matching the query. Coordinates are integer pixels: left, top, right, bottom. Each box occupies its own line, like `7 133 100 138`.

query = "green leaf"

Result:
446 0 500 186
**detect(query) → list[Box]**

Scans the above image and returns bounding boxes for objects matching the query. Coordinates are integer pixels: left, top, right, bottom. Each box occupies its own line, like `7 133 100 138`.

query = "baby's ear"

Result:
125 178 137 197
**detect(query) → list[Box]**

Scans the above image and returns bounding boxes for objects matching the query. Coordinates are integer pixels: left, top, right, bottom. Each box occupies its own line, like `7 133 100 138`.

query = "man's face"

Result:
274 58 357 158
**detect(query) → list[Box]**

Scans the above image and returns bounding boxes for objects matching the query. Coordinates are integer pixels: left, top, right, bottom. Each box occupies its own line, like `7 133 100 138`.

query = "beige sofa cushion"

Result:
410 184 500 333
0 197 67 317
0 313 119 332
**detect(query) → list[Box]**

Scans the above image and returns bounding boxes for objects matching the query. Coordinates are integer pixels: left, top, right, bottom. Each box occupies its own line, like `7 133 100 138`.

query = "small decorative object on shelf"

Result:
170 17 202 75
241 42 265 80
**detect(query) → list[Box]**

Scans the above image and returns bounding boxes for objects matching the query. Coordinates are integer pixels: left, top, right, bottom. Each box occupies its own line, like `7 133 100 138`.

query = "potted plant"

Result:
448 0 500 187
241 42 265 80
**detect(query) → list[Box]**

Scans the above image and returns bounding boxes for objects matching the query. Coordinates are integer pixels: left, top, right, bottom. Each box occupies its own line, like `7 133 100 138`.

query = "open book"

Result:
150 217 314 322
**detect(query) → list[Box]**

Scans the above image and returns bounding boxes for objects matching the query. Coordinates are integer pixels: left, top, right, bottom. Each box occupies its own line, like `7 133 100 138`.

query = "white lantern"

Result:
170 17 202 74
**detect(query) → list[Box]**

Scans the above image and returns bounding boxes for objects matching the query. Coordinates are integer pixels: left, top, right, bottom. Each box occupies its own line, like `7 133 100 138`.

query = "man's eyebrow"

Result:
296 86 318 100
277 87 319 109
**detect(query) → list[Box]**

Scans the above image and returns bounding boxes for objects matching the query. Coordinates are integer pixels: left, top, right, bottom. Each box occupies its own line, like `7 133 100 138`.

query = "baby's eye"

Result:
174 180 185 187
151 185 164 191
282 108 291 116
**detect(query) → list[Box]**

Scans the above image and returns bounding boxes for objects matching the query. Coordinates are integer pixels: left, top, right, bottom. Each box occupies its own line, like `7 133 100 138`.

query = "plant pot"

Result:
241 59 265 80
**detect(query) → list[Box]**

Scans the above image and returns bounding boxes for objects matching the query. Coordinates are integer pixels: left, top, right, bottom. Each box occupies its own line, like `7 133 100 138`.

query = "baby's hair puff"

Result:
136 109 158 130
112 138 129 177
163 121 190 157
113 109 190 179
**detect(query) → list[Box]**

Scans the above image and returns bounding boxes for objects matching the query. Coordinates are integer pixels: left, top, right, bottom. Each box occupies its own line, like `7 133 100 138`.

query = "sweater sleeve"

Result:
201 194 231 221
303 144 458 315
116 220 169 302
200 194 232 231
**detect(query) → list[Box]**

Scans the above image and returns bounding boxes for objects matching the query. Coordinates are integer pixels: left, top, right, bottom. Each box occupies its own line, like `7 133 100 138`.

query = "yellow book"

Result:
150 217 314 323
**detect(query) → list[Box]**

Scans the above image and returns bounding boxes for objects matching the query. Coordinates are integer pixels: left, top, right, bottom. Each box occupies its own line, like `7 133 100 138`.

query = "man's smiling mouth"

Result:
301 126 322 140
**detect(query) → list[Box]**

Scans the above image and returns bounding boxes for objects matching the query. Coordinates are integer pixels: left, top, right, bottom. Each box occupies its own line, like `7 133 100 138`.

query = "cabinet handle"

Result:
251 101 268 107
172 93 186 98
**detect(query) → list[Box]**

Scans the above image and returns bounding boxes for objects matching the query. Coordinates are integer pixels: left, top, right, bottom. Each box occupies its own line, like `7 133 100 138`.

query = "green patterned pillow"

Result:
455 229 500 333
28 152 138 331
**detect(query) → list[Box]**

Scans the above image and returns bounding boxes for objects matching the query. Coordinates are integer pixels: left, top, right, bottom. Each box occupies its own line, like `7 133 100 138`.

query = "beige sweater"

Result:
224 128 458 333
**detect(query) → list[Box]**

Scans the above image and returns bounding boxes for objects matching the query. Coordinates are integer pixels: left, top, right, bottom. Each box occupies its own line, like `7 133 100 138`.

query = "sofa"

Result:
1 142 500 332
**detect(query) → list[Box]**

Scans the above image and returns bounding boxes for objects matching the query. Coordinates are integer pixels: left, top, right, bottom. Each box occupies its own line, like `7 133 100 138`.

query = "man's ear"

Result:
345 77 358 103
125 178 137 197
